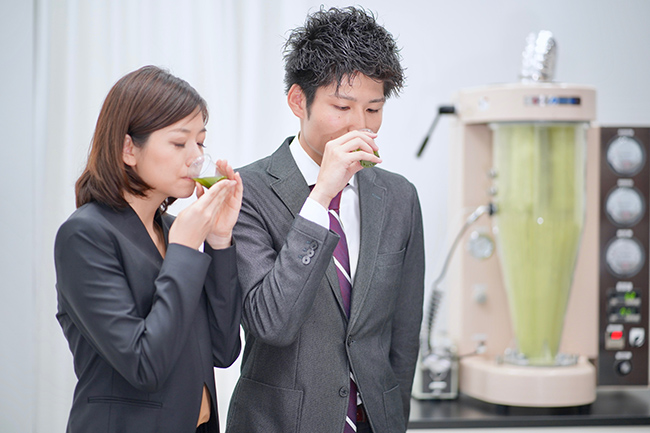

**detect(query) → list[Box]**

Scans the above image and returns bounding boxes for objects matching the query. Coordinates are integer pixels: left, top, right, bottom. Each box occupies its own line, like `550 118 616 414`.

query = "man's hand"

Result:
309 130 381 208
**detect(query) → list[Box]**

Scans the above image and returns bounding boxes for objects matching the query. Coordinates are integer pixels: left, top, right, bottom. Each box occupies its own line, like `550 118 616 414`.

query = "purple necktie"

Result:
328 191 358 433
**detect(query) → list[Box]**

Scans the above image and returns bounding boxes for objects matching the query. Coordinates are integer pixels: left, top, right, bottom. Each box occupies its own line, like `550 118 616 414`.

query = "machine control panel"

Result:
599 127 650 386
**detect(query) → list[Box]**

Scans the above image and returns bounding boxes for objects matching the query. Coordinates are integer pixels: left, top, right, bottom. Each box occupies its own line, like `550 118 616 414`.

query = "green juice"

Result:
492 123 586 365
355 149 380 168
193 176 227 188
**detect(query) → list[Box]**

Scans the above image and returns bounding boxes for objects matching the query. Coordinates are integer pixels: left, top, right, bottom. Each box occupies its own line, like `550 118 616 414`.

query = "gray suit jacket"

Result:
55 202 242 433
226 138 424 433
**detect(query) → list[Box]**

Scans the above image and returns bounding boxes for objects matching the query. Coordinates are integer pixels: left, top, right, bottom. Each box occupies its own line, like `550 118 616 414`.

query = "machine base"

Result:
460 355 596 407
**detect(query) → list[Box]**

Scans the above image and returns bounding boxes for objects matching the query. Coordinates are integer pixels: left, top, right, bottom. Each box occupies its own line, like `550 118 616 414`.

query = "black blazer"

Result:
54 202 241 433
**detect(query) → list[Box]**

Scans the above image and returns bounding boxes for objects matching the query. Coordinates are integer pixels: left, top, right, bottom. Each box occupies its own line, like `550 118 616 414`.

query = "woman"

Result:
54 65 243 433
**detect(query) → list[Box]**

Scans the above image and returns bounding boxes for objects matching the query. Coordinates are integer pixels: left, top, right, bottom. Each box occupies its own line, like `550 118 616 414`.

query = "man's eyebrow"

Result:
331 93 386 103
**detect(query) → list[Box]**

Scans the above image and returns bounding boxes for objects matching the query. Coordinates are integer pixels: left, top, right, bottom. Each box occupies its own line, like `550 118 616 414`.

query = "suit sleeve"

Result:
389 184 425 423
55 217 211 393
233 185 339 347
203 243 242 367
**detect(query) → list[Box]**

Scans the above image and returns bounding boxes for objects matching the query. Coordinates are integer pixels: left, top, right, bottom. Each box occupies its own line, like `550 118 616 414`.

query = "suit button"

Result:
302 256 311 265
347 336 354 346
310 241 318 250
307 249 315 258
339 387 349 397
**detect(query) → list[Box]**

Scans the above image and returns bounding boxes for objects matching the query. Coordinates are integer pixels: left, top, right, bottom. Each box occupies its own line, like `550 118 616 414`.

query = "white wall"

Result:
0 1 36 431
1 1 649 432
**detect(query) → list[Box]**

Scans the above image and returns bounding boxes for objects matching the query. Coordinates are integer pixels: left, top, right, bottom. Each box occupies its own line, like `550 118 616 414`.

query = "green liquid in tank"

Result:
492 123 586 365
193 176 227 188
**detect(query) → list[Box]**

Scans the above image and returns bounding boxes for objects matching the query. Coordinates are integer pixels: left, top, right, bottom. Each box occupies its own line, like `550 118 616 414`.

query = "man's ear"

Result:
122 134 137 167
287 84 307 119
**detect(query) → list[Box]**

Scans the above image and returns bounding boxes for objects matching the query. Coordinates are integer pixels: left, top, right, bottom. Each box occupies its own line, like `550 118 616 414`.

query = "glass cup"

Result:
188 154 227 188
358 128 379 168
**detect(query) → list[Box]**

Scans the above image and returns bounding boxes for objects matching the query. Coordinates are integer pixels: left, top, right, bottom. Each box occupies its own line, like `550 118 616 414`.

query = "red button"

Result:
611 331 623 340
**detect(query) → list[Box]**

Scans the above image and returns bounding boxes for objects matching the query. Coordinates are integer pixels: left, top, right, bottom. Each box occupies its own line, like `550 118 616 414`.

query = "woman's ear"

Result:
122 134 137 167
287 84 307 119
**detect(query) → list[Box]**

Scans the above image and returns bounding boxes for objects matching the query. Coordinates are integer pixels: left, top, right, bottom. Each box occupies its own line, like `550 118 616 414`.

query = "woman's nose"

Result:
187 146 204 165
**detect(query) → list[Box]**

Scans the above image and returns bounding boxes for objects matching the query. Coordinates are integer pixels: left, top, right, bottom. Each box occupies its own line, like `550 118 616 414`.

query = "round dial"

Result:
467 230 495 260
607 136 645 176
605 238 645 278
616 360 633 376
605 187 645 226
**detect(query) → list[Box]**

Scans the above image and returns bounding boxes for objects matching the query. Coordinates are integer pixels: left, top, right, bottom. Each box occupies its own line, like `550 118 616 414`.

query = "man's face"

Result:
297 73 385 164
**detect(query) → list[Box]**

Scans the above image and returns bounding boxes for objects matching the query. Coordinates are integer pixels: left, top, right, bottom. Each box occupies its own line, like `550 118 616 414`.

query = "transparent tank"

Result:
491 122 587 366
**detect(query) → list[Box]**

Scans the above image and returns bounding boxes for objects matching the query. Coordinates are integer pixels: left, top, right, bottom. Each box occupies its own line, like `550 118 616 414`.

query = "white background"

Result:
2 1 649 432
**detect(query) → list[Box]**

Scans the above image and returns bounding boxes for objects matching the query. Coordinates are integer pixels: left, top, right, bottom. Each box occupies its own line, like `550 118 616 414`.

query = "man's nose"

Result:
347 108 367 132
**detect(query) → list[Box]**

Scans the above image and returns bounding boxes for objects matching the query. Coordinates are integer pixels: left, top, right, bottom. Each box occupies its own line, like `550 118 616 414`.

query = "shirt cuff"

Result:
299 196 329 229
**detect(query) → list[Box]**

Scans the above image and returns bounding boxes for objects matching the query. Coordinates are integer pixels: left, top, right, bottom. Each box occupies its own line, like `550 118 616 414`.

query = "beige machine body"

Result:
447 82 600 407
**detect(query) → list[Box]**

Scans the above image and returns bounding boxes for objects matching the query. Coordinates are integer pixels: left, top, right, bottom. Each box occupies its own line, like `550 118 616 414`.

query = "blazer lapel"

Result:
267 139 311 217
102 204 164 266
349 169 386 329
268 139 348 316
325 254 347 318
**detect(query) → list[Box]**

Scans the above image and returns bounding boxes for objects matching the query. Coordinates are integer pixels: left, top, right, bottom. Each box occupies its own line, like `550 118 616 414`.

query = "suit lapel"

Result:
267 140 392 322
268 139 311 217
268 139 348 316
325 254 347 318
349 169 386 329
102 204 164 266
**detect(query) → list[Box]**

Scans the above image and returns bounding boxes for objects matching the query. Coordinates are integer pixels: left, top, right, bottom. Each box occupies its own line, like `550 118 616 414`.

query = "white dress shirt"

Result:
289 135 361 283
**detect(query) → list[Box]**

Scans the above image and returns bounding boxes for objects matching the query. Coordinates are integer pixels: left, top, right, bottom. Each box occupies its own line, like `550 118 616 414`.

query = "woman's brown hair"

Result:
75 65 208 210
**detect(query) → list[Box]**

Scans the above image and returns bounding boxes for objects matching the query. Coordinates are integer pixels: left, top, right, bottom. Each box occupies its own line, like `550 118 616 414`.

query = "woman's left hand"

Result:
196 159 243 249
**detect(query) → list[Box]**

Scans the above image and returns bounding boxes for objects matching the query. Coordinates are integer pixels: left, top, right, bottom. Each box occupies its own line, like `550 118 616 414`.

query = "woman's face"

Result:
126 110 206 202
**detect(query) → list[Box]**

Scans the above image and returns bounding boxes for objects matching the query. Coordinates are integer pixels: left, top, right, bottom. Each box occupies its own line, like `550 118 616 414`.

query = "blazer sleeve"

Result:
388 184 425 423
233 189 339 347
55 216 212 393
203 243 242 367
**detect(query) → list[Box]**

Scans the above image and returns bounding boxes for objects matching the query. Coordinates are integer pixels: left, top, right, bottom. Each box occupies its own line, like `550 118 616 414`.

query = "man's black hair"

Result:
283 6 405 111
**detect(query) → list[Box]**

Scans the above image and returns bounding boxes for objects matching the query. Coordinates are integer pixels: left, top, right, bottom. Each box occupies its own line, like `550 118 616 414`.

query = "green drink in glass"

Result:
193 176 227 188
357 128 380 168
189 154 227 188
491 122 587 366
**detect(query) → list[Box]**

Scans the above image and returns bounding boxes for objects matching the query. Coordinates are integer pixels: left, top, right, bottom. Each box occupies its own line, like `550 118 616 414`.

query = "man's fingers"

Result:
331 130 379 151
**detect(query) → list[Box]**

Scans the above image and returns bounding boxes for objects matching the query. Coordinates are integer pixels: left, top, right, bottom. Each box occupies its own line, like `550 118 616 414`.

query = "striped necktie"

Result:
328 191 358 433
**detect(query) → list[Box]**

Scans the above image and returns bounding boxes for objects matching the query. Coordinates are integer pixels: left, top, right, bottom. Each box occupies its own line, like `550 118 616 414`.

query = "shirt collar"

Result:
289 134 357 189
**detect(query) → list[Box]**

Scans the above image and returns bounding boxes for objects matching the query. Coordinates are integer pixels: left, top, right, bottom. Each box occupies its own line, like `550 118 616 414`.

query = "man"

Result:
226 7 424 433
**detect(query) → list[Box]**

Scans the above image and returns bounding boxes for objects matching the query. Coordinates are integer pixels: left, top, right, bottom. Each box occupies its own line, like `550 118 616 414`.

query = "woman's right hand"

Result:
168 178 238 250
